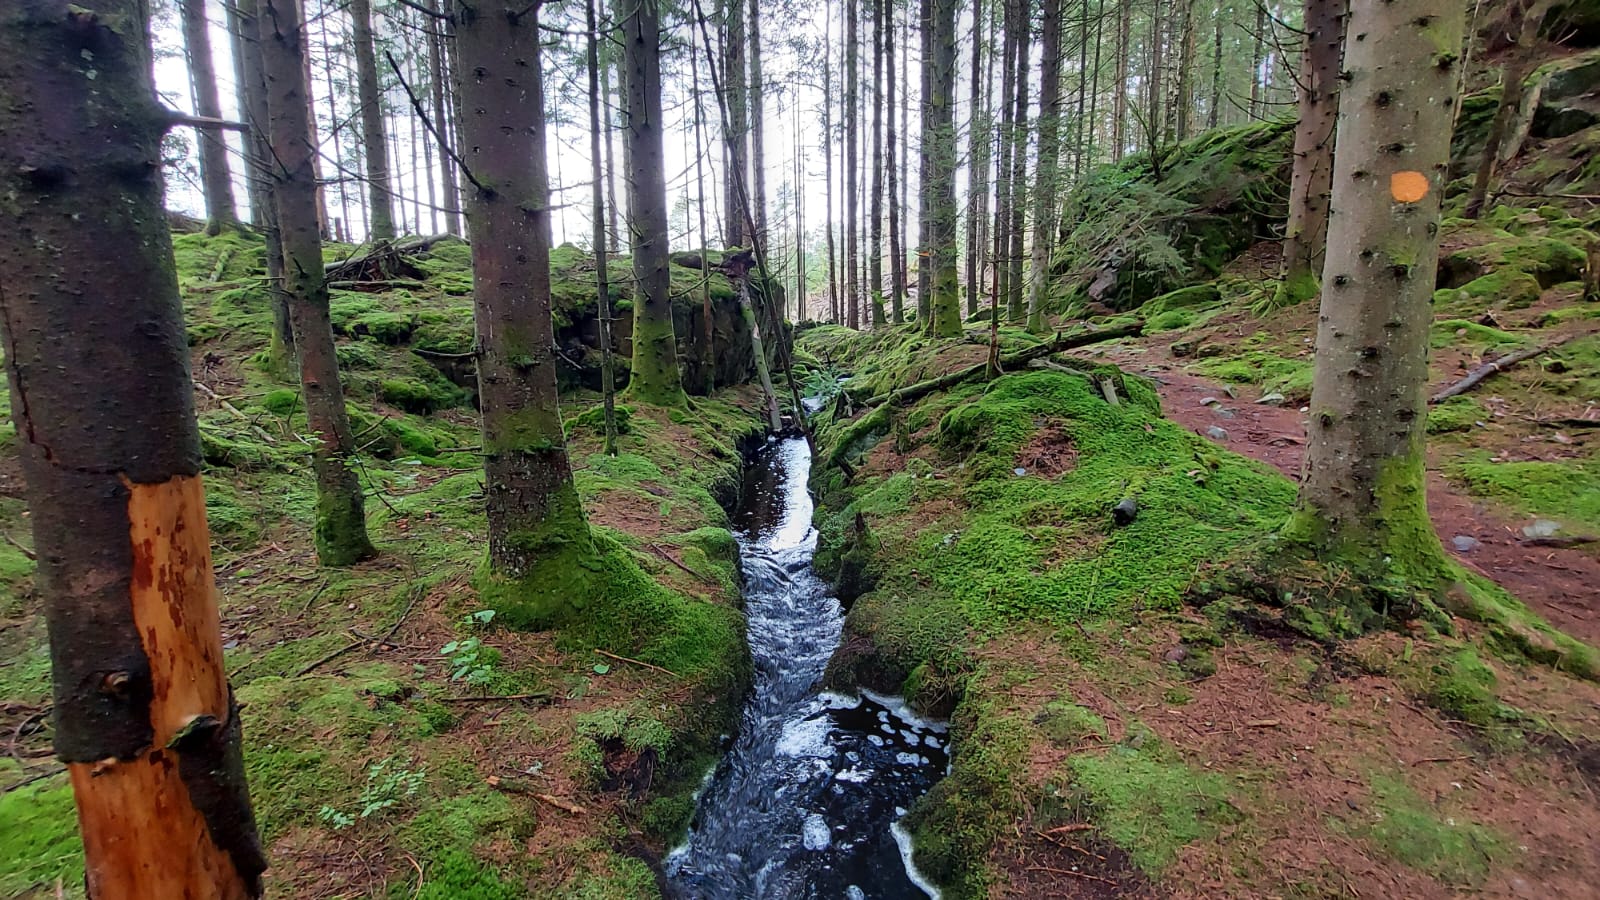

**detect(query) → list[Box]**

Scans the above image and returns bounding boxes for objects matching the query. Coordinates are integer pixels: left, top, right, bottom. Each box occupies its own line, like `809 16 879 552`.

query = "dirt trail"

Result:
1104 348 1600 647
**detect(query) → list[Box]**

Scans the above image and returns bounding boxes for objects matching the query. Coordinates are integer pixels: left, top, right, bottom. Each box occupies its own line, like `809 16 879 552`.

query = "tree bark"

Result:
1207 9 1222 129
261 0 377 566
845 0 861 328
749 0 767 247
1004 0 1030 325
1249 0 1266 118
232 0 295 367
1464 6 1546 219
0 2 266 895
992 0 1018 313
965 0 989 319
926 0 962 337
1290 0 1465 579
1026 0 1063 333
182 0 240 235
589 0 620 452
722 0 748 247
350 0 396 240
1276 0 1347 305
869 0 887 328
425 0 460 235
1112 0 1129 160
453 0 595 580
622 0 687 404
887 0 905 324
1173 0 1195 140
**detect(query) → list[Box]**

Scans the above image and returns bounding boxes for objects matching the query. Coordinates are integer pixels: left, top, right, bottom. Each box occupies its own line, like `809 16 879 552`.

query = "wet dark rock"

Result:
1113 497 1139 526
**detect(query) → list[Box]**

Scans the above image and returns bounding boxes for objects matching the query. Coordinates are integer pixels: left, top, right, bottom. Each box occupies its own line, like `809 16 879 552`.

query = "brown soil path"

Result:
1102 346 1600 648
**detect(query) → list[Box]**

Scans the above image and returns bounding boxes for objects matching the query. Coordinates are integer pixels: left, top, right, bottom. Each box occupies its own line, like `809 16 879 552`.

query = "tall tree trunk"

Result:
1027 0 1063 333
425 0 459 234
845 0 861 328
1276 0 1347 306
749 0 767 246
898 1 910 311
869 0 886 327
350 0 395 240
992 0 1018 313
1071 0 1090 178
450 0 594 587
1289 0 1465 582
823 0 840 323
1173 0 1194 139
965 0 988 318
887 0 905 324
1249 1 1267 118
261 0 376 566
233 0 295 368
1085 0 1105 172
1112 0 1129 160
1464 8 1546 219
0 4 268 895
1208 9 1223 129
623 0 687 404
916 0 933 326
722 0 748 247
314 0 351 240
795 98 808 322
600 11 620 249
1004 0 1031 325
230 0 270 227
1146 0 1165 151
589 0 620 452
926 0 962 336
182 0 240 235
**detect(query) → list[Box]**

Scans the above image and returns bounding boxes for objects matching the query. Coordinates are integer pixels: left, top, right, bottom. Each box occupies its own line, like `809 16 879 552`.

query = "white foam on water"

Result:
867 734 884 746
820 691 863 710
896 751 921 765
846 887 867 900
803 813 832 851
861 688 949 734
775 715 832 758
835 767 872 783
891 819 943 899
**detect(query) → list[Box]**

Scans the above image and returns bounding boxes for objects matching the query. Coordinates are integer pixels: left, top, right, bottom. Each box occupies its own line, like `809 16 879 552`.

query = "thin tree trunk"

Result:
261 0 376 566
887 0 905 324
425 0 459 234
992 0 1017 314
1085 0 1105 171
1112 0 1129 160
0 4 267 894
846 0 861 328
1027 0 1063 333
600 10 620 249
1290 0 1465 580
869 0 886 328
899 1 910 311
182 0 240 235
1208 10 1223 129
749 0 767 246
623 0 686 404
589 0 620 452
233 0 295 368
795 97 807 322
1147 0 1165 149
315 1 351 239
350 0 395 240
965 0 987 318
1004 0 1031 324
691 21 719 391
1072 0 1090 178
452 0 594 584
1249 1 1267 118
1174 0 1194 140
916 0 933 326
1276 0 1347 305
823 0 840 323
230 0 270 227
927 0 962 336
1465 10 1545 219
723 0 749 247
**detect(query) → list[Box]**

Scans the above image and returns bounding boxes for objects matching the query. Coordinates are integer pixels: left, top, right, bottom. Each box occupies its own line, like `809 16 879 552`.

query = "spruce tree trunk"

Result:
589 0 619 451
723 0 748 247
230 0 270 228
1112 0 1129 160
823 0 840 323
898 4 910 309
748 0 767 246
1464 8 1545 220
350 0 395 240
992 0 1018 312
1173 0 1194 139
0 3 266 894
453 0 594 580
1249 1 1266 118
869 0 886 328
1004 3 1030 325
845 0 860 328
887 0 905 324
182 0 240 235
261 0 376 566
964 0 988 319
915 0 933 327
1290 0 1464 580
233 0 295 367
1208 11 1222 129
1026 0 1063 333
926 0 962 337
1277 0 1346 305
426 0 460 235
622 0 686 404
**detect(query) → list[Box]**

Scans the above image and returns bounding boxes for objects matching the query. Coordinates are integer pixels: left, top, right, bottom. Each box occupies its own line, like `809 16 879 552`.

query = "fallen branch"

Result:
436 692 551 704
327 279 427 291
193 381 277 444
534 793 588 815
294 638 363 677
647 544 716 584
324 234 453 282
1 530 35 561
1043 823 1096 835
1 765 65 796
1430 334 1585 403
862 321 1144 409
595 648 678 678
1522 534 1599 548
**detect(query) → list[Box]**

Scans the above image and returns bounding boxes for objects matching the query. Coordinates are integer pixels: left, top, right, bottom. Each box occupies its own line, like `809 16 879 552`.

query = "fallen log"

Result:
1430 333 1586 404
863 320 1144 409
324 234 456 282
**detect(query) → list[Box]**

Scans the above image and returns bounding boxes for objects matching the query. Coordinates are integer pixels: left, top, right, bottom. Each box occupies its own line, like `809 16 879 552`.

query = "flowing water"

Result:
665 435 948 900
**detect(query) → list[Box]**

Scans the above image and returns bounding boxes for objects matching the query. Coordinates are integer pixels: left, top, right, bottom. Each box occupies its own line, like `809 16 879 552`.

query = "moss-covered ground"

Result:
798 299 1600 896
0 228 768 898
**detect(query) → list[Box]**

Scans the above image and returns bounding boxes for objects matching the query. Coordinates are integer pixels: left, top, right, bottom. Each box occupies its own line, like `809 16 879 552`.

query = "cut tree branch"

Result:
1429 333 1586 403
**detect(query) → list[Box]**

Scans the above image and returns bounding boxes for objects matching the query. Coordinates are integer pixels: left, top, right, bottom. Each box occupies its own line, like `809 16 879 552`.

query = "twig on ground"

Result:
436 693 551 704
595 648 678 677
1 765 65 796
534 793 587 815
647 544 716 584
0 530 35 561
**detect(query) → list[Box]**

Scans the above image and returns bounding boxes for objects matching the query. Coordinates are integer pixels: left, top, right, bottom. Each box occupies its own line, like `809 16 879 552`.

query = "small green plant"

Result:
318 758 425 830
440 610 497 686
801 366 845 404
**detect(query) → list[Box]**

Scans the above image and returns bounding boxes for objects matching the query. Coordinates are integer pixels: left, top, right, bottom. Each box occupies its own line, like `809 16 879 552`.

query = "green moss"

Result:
1425 396 1487 434
1428 319 1527 350
1345 774 1504 886
0 770 83 896
1067 730 1239 875
410 849 521 900
1033 700 1108 747
379 378 449 414
1449 454 1600 532
260 388 302 416
1192 350 1313 399
1427 649 1503 727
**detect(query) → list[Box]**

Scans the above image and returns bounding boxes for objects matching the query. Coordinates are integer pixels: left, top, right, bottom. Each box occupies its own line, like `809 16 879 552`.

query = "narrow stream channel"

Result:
665 435 948 899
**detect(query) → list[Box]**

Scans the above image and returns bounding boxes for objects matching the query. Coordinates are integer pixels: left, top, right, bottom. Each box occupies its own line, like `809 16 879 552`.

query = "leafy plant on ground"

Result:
318 758 426 830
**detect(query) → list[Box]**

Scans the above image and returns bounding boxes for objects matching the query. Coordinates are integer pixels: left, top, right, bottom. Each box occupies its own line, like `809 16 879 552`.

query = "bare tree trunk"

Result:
1146 0 1165 149
1004 0 1031 324
899 1 910 310
313 0 352 239
600 8 620 248
1290 0 1465 583
1071 0 1089 178
233 0 295 370
749 0 768 246
1276 0 1347 305
182 0 240 235
824 0 840 322
869 0 887 328
965 0 988 319
1464 8 1546 219
261 0 376 566
1027 0 1063 333
846 0 861 328
1208 9 1223 129
230 0 270 227
1085 0 1105 172
1173 0 1194 139
589 0 620 453
350 0 395 240
795 98 808 322
623 0 686 404
1112 0 1129 160
0 4 267 894
926 0 962 336
425 0 459 234
992 0 1018 313
723 0 749 247
916 0 933 327
887 0 905 324
1249 1 1267 118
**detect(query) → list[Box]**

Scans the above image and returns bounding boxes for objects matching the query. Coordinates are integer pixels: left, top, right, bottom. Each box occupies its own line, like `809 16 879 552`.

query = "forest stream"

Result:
664 435 948 899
